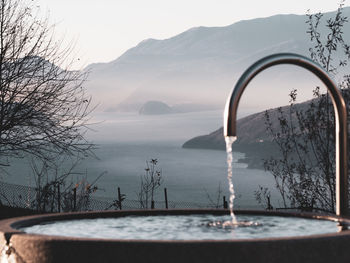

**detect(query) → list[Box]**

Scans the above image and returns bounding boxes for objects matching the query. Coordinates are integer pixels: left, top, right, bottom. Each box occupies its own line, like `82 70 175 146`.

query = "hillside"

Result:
182 100 310 169
84 8 350 113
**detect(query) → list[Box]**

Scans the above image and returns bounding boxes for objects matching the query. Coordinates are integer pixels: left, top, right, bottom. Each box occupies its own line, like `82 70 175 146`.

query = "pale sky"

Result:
35 0 346 68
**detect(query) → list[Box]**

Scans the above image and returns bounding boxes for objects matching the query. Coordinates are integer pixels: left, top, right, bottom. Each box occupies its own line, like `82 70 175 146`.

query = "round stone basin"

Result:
1 209 350 263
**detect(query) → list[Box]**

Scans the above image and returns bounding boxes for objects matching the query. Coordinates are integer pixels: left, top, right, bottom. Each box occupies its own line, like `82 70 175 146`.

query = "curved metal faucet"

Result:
224 53 348 218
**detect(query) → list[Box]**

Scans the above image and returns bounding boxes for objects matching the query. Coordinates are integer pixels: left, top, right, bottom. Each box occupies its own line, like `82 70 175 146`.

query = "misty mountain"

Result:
85 8 350 114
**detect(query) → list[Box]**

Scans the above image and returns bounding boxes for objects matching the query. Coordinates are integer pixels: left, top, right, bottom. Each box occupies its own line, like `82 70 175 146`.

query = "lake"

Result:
0 110 281 209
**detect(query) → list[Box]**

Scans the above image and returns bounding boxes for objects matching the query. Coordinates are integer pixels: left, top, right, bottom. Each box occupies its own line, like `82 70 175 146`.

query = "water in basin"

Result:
20 214 338 240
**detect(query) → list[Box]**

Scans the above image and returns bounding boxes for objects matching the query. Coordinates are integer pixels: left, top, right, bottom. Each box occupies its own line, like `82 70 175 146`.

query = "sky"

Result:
35 0 346 68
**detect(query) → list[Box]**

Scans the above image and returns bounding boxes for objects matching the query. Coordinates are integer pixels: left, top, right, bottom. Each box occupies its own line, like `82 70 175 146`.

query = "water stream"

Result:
223 136 258 228
225 136 238 225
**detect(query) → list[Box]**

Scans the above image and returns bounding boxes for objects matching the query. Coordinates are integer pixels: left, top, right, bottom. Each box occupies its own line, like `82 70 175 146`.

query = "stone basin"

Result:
1 209 350 263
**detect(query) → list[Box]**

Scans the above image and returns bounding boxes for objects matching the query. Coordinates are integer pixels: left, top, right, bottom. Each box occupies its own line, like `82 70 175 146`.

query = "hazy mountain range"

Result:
84 8 350 115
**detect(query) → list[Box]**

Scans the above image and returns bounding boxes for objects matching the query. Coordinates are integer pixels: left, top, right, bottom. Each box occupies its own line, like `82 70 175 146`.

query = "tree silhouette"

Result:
0 0 93 167
262 2 350 212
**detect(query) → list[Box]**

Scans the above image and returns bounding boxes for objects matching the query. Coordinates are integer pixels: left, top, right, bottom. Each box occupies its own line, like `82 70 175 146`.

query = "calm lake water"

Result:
1 110 280 209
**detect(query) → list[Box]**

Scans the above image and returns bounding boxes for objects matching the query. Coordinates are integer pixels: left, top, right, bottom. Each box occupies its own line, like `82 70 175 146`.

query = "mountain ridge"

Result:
84 7 350 113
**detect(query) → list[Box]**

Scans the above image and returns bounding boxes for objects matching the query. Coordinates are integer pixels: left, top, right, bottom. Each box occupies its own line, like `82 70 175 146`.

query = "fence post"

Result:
267 195 273 210
118 187 122 210
223 196 228 209
164 188 168 209
73 187 77 211
57 184 61 213
151 200 155 209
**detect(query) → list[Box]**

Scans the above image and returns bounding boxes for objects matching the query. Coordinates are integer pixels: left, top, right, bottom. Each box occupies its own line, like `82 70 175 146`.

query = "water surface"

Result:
21 214 338 240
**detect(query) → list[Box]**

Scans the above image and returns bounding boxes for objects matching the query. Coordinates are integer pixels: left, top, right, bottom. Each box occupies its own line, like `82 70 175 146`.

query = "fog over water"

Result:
1 110 280 208
87 110 223 144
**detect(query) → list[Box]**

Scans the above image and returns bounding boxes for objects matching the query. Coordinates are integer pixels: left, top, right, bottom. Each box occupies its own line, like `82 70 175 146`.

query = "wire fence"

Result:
0 181 227 213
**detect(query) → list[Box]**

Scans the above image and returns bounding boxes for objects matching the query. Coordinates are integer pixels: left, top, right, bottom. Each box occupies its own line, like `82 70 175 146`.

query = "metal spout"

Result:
224 53 348 218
